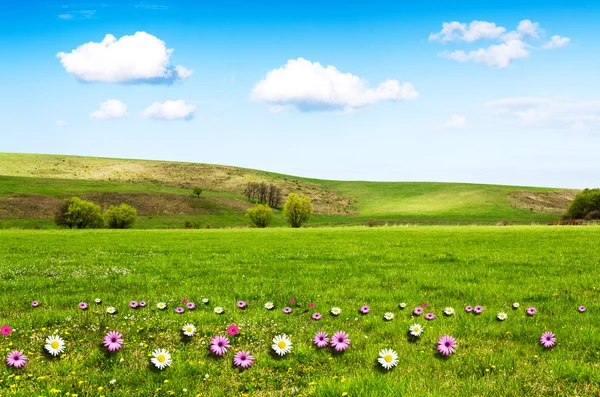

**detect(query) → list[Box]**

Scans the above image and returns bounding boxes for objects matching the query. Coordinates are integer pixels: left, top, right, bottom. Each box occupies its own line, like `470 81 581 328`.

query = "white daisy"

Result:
444 307 455 316
264 302 274 310
94 298 102 304
497 312 508 321
202 298 209 304
513 302 520 308
214 306 224 314
378 348 399 370
399 302 407 309
44 335 65 356
383 312 395 321
182 324 196 337
409 323 423 336
106 306 117 314
331 307 342 316
151 348 172 370
157 302 167 310
271 334 292 356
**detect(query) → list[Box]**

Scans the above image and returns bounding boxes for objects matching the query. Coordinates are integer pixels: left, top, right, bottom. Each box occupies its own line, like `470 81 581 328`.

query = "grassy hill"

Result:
0 153 578 229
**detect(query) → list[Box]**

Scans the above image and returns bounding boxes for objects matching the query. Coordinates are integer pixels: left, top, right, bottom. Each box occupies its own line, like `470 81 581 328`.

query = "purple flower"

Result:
181 298 188 303
237 301 247 309
186 302 196 310
312 312 322 320
526 307 536 316
1 325 12 336
139 301 147 307
413 307 423 316
540 332 556 348
282 307 292 314
465 306 473 313
174 307 185 314
233 350 254 368
437 335 457 356
6 350 27 368
360 305 370 314
309 303 315 308
227 325 239 336
474 305 484 314
209 335 230 356
425 313 436 321
330 331 351 352
421 302 429 308
102 331 123 352
289 298 295 303
313 332 329 348
78 302 88 310
31 301 39 307
129 301 138 309
578 306 586 313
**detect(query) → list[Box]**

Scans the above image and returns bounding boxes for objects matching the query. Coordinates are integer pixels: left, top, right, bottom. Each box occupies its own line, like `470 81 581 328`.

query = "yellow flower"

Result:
342 393 349 397
164 379 169 383
98 386 103 391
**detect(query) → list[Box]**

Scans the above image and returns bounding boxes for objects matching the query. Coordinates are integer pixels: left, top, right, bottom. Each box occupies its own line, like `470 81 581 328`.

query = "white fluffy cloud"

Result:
251 58 419 112
440 115 467 129
430 19 567 68
141 100 195 120
90 99 128 119
57 32 193 84
485 97 600 131
55 120 68 127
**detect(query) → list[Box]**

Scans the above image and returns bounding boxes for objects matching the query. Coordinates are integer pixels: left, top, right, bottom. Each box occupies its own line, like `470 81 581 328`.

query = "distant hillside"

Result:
0 153 578 229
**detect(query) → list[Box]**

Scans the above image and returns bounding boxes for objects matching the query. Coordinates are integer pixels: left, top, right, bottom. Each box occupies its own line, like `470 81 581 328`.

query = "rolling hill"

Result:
0 153 578 229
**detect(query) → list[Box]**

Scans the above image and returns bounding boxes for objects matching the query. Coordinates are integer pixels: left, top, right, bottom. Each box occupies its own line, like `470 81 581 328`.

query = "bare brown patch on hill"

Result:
507 190 579 214
0 195 59 219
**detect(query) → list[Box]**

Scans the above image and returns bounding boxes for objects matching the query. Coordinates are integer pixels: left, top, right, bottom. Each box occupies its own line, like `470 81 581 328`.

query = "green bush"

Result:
55 197 103 229
192 187 203 198
246 204 272 228
283 193 313 228
104 204 137 229
567 188 600 219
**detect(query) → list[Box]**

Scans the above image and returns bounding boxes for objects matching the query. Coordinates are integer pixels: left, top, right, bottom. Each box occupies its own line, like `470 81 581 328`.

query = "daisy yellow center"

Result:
414 327 420 332
51 341 59 349
157 354 166 363
384 354 393 363
186 327 192 332
277 341 287 349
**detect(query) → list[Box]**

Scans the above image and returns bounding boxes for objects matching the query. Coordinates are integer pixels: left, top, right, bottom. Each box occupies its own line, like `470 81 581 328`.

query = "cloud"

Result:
251 58 419 112
57 32 193 84
90 99 128 119
135 3 168 10
57 10 96 20
440 115 467 129
141 100 195 120
542 35 571 49
430 19 567 68
485 97 600 131
56 120 68 127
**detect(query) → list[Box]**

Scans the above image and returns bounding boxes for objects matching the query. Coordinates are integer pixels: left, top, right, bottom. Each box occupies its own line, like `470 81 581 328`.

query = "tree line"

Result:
55 197 137 229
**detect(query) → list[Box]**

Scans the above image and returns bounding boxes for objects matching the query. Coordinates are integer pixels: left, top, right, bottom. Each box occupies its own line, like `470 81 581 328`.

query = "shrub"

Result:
104 204 137 229
585 210 600 220
192 187 203 198
184 220 200 229
283 193 313 228
246 204 272 228
496 220 509 226
567 188 600 219
367 219 379 227
55 197 103 229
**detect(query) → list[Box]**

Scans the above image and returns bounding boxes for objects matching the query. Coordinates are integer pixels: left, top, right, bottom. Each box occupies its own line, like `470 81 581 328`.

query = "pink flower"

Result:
312 313 322 320
102 331 123 352
227 325 239 336
209 335 230 356
79 302 88 310
437 335 457 356
413 307 423 316
474 306 484 314
139 301 147 307
465 306 473 313
421 302 429 308
526 307 536 316
31 301 39 307
313 332 329 348
237 301 247 309
129 301 138 309
289 298 295 303
282 307 292 314
1 325 12 336
578 306 586 313
330 331 350 352
540 332 556 348
425 313 436 321
6 350 27 368
233 350 254 368
360 305 370 314
186 302 196 310
309 303 315 308
182 298 188 303
174 307 184 314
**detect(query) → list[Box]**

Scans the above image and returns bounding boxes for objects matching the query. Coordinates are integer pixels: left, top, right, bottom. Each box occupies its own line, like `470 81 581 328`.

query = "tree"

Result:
283 193 313 228
567 188 600 219
104 203 137 229
192 187 203 198
245 204 272 228
243 182 282 207
55 197 103 229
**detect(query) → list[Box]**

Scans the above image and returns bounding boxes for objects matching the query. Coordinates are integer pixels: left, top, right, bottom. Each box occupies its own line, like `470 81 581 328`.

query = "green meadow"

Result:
1 226 599 396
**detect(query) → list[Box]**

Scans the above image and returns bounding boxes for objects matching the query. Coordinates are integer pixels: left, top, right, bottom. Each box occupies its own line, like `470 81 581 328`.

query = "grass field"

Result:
1 226 599 396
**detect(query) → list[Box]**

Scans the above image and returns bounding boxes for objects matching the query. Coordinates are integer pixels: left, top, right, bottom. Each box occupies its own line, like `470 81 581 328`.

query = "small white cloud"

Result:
251 58 418 112
429 21 506 43
57 32 193 84
542 35 570 49
440 115 467 129
90 99 128 119
56 120 68 127
440 38 530 68
141 100 195 120
58 14 73 19
516 19 541 38
57 10 95 20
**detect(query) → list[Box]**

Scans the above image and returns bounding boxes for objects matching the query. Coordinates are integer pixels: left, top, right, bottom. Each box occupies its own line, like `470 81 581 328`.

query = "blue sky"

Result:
1 0 599 187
